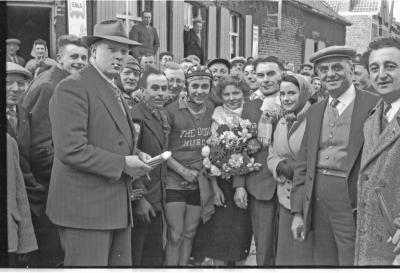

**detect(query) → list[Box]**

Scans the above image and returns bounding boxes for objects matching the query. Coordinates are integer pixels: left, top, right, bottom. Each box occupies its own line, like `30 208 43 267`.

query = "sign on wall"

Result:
252 25 259 57
67 0 87 37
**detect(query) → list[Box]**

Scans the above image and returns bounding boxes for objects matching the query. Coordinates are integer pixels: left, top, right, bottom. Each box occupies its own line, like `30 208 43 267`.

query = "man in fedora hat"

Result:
184 17 205 64
46 19 152 266
7 38 26 66
290 46 379 265
129 10 160 59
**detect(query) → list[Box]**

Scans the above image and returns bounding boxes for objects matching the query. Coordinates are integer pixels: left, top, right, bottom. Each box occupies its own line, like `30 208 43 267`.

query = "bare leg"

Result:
178 204 202 266
164 202 186 266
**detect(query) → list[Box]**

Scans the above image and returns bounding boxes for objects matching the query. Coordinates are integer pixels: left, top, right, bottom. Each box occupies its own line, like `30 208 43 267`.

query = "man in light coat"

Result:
355 37 400 265
46 19 151 266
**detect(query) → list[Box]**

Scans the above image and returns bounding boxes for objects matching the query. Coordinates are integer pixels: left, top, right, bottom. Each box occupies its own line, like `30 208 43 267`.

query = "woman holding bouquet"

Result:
164 65 215 266
192 77 253 265
267 74 313 265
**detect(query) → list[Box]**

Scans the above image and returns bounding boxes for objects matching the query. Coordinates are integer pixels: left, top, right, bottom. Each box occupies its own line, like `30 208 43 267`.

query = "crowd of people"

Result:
6 14 400 267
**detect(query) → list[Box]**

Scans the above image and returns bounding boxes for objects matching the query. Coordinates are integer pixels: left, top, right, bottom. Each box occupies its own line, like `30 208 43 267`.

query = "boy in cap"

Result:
46 19 152 266
291 46 379 265
7 38 26 66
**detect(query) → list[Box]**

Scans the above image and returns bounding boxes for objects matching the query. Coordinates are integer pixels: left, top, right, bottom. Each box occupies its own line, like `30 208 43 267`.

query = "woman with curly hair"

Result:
192 76 252 266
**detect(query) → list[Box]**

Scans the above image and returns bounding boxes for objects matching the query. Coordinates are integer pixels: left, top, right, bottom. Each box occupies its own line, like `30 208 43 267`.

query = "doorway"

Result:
7 5 52 62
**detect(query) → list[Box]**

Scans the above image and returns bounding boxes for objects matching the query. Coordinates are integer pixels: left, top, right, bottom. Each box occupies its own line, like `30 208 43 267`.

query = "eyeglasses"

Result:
149 84 168 91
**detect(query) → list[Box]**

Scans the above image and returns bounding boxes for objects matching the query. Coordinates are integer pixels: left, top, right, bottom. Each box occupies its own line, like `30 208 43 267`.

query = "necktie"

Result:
13 56 18 64
7 107 18 131
329 98 340 118
381 102 392 133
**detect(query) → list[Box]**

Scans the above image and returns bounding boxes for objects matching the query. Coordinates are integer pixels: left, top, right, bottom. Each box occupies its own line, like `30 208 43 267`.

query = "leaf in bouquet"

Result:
209 145 226 164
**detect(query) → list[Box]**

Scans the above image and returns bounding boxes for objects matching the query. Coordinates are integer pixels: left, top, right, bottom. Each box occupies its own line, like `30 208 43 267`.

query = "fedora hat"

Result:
82 19 141 47
6 62 32 80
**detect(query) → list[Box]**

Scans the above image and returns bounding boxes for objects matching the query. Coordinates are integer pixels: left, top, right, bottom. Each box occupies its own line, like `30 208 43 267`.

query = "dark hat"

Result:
185 65 213 81
6 38 21 45
300 63 313 69
124 55 141 71
309 46 356 64
230 56 246 68
159 51 174 59
207 58 230 71
6 62 32 80
82 20 141 47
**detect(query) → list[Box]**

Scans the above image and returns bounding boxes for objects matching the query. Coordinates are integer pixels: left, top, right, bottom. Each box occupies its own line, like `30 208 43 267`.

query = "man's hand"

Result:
213 184 225 207
138 151 152 162
180 168 199 184
234 187 248 209
276 160 296 180
124 155 151 177
130 188 145 201
291 213 305 242
134 198 156 224
184 24 190 32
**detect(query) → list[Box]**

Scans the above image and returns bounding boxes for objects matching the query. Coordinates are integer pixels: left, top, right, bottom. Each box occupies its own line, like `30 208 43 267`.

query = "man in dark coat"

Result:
184 19 204 64
130 68 169 266
46 20 151 266
291 46 379 266
6 38 26 66
21 35 88 266
129 11 160 58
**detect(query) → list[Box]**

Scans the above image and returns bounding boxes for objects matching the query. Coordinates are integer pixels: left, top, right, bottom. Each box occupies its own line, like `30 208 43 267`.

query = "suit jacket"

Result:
184 29 204 64
291 88 379 236
7 133 38 254
22 66 70 216
8 105 46 217
355 100 400 265
46 64 138 229
130 101 166 211
238 98 278 200
129 23 160 57
7 54 26 66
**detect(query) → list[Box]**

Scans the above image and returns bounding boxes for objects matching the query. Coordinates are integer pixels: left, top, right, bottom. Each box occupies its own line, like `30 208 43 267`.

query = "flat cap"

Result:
124 55 140 71
6 62 32 80
230 56 246 67
309 46 356 64
159 51 174 59
207 58 230 71
6 38 21 45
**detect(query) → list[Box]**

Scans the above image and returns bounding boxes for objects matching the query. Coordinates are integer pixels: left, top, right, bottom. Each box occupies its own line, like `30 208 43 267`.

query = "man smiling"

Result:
22 35 88 266
291 46 379 265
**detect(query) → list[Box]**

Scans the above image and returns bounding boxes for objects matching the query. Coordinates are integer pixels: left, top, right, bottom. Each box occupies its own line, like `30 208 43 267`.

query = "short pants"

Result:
165 189 201 206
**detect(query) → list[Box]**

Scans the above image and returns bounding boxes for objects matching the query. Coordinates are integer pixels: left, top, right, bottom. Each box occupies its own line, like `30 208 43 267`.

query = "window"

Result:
184 2 194 28
265 0 282 29
230 13 240 58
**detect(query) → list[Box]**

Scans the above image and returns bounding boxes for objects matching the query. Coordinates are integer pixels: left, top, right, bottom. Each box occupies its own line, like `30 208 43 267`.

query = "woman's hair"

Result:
281 75 300 89
215 76 250 99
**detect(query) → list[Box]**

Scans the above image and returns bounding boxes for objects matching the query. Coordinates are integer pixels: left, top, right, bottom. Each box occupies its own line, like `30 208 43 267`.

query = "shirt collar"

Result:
386 97 400 122
328 84 356 107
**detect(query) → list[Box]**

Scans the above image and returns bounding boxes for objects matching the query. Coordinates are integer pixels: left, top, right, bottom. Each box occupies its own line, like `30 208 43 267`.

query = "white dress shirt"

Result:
328 84 356 116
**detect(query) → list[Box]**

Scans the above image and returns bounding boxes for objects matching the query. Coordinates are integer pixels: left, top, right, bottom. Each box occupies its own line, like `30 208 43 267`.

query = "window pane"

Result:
231 14 238 33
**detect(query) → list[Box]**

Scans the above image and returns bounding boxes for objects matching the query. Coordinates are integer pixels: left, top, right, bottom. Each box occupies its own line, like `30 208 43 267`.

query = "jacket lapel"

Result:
362 106 400 170
192 30 201 48
140 104 164 148
345 90 370 172
308 99 327 167
91 65 133 149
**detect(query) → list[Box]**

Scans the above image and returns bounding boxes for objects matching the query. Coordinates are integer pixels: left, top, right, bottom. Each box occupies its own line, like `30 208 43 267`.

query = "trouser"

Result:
58 226 131 266
312 172 356 266
30 213 63 267
131 211 164 266
249 195 277 266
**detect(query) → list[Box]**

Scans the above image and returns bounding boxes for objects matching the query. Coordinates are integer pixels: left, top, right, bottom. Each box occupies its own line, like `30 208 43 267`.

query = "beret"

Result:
6 62 32 80
309 46 356 64
230 56 246 67
124 55 140 71
6 38 21 45
207 58 230 71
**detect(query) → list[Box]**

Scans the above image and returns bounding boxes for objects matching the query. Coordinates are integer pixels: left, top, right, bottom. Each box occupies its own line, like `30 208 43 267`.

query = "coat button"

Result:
306 196 310 201
376 234 383 242
118 140 124 146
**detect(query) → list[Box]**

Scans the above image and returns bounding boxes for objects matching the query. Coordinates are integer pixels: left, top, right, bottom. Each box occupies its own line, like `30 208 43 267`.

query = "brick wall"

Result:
343 15 372 53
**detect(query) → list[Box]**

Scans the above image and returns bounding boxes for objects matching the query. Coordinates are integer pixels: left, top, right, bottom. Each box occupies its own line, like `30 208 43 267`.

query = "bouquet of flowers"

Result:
201 116 262 180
